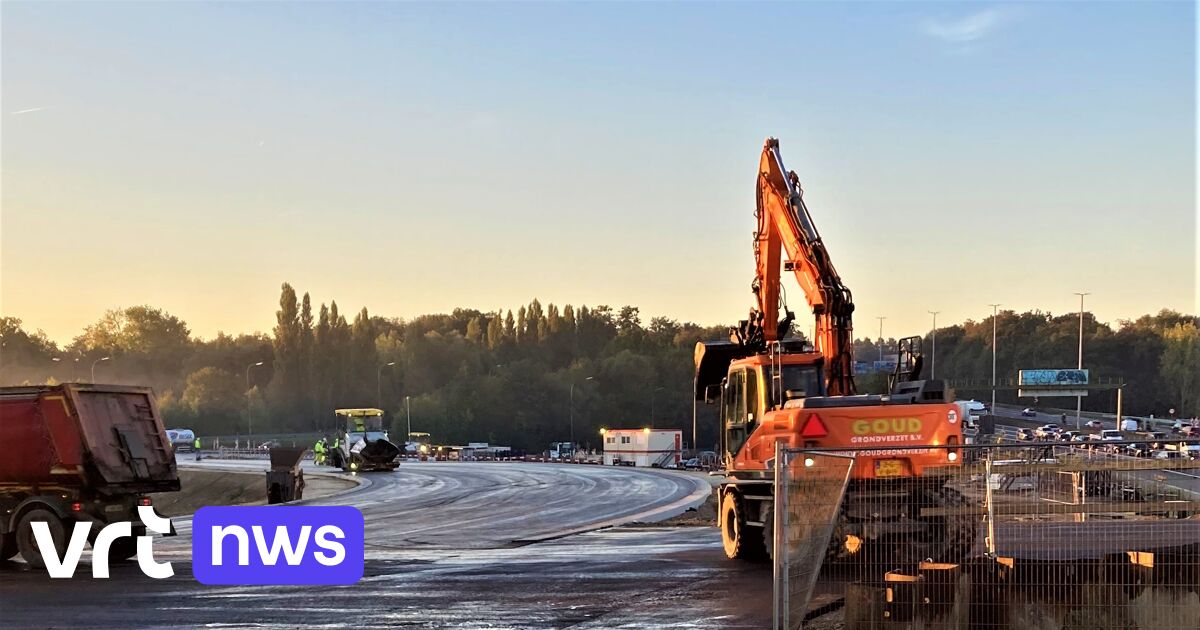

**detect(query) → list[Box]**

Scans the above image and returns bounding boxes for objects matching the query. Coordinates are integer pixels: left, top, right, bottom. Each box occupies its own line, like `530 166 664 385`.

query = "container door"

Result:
70 388 175 486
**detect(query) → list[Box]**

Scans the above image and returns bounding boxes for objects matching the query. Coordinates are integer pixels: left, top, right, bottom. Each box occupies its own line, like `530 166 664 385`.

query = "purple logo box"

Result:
192 505 364 585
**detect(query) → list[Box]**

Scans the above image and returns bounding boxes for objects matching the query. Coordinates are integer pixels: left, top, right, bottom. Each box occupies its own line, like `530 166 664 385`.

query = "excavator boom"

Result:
742 138 856 396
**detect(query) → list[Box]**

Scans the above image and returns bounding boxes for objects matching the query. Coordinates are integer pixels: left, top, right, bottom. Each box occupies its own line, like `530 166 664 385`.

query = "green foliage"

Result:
66 306 192 391
0 317 60 383
180 367 244 434
1160 323 1200 416
3 294 1196 450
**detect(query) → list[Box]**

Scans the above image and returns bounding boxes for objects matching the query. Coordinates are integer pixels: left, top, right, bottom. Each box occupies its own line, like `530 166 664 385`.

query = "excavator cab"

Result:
697 340 826 463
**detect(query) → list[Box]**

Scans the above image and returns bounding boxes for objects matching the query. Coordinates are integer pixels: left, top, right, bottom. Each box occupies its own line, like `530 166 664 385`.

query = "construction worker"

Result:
193 436 202 461
313 438 326 466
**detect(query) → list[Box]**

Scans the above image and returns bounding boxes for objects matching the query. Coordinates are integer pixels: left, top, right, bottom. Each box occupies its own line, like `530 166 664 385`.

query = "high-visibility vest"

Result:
193 438 201 449
333 438 340 449
314 441 325 453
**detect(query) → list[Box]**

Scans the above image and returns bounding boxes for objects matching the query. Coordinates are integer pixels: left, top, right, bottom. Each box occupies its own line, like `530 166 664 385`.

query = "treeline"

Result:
0 283 727 452
851 309 1199 416
1 285 1197 451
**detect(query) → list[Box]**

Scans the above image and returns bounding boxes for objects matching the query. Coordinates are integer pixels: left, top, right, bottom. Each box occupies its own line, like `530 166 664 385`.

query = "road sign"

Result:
1018 369 1089 397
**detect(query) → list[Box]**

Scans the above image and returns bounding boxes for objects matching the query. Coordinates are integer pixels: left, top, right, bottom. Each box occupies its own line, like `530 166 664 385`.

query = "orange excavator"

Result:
696 138 975 564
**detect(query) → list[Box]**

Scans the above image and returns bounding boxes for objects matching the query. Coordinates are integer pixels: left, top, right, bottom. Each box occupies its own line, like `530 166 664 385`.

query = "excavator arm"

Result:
737 137 857 396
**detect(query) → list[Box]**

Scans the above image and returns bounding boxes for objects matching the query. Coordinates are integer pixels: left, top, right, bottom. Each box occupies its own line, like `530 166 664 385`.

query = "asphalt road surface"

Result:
0 461 775 629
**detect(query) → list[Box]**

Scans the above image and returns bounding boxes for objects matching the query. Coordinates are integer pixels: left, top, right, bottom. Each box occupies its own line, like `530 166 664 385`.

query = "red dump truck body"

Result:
0 384 180 566
0 384 179 492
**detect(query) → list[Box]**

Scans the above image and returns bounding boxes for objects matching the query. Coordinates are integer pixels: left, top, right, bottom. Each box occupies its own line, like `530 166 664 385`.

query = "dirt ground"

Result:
643 489 719 527
150 469 356 516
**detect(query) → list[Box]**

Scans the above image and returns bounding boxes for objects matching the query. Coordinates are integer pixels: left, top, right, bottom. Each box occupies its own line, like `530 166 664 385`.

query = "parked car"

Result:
1124 443 1151 458
1153 449 1186 460
1099 430 1123 441
1034 424 1061 440
1085 420 1103 429
1060 431 1080 442
1021 408 1037 418
1016 428 1034 442
1070 434 1090 443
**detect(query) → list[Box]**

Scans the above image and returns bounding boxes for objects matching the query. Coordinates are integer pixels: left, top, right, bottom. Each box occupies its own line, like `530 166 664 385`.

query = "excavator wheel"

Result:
762 504 774 560
720 490 765 560
931 485 978 562
886 485 978 567
822 485 978 570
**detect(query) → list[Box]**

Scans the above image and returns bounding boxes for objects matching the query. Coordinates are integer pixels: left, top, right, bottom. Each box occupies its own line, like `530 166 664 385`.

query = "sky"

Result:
2 1 1196 345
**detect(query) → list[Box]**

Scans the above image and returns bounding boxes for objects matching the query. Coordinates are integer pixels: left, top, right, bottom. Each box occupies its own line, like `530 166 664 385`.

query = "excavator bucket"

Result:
694 341 747 400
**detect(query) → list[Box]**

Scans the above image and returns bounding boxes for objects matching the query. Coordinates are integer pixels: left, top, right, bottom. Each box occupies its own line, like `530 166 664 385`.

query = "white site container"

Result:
602 429 682 467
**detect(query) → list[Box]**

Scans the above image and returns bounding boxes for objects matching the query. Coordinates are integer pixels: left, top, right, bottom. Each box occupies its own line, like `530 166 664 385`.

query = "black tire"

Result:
0 531 17 561
824 500 862 564
108 536 138 561
884 485 978 567
17 509 66 569
85 524 140 562
762 504 775 560
720 490 765 560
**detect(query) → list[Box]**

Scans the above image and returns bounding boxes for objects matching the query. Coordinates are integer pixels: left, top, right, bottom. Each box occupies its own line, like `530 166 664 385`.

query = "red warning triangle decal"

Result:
800 413 828 438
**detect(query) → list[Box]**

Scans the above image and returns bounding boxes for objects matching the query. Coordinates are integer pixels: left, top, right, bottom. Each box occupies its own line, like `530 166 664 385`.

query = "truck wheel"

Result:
107 536 138 561
720 491 764 560
0 531 18 561
17 509 66 569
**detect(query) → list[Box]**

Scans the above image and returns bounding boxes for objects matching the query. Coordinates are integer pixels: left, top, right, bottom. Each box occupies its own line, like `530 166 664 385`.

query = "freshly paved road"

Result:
0 460 777 629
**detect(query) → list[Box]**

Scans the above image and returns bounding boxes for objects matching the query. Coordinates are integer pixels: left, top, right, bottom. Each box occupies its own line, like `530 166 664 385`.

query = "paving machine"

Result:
332 408 401 472
697 138 975 564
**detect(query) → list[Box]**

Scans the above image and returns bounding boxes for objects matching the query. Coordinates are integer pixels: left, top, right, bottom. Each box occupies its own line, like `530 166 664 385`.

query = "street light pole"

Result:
989 304 1001 416
651 386 665 429
91 357 110 383
377 362 396 408
1075 292 1090 428
245 361 264 442
927 311 939 379
406 395 412 439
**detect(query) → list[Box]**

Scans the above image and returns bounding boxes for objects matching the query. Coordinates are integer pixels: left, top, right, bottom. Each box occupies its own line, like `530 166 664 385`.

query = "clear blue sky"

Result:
2 1 1195 344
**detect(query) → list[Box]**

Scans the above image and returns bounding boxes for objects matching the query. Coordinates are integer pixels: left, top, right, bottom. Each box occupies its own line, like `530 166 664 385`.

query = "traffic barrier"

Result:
773 440 1200 630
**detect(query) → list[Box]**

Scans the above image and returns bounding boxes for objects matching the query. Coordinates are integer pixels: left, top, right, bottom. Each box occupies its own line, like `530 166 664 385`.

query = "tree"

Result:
270 283 304 420
69 306 192 390
486 313 504 350
180 367 243 433
1160 323 1200 416
0 317 60 383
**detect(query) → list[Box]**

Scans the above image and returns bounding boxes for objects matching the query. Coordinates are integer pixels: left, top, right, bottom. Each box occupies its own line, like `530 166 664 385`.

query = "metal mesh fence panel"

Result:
773 445 855 630
774 438 1200 630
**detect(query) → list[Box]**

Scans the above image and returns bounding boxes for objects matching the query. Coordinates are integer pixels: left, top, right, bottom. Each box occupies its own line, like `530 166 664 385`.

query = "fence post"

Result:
985 449 997 557
773 440 785 630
